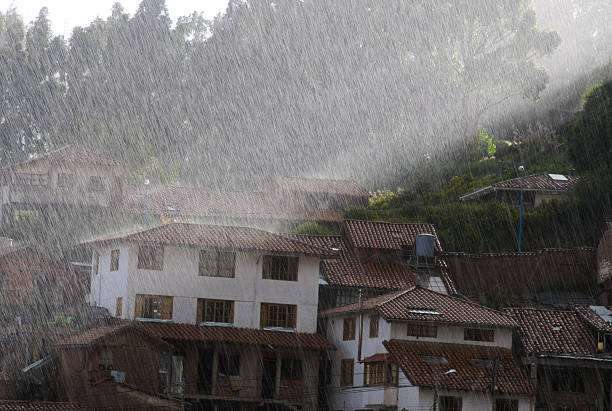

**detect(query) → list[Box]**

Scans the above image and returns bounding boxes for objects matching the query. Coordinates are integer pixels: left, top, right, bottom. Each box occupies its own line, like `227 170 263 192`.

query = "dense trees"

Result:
0 0 563 188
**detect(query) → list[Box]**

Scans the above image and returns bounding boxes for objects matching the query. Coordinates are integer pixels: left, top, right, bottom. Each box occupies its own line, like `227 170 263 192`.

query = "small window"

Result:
369 315 379 338
135 294 173 320
159 352 169 374
262 255 298 281
218 355 240 377
464 328 494 342
386 363 398 385
260 303 297 329
99 347 114 370
93 253 99 276
340 359 354 387
551 370 585 393
199 250 235 277
110 249 120 271
89 176 105 192
197 299 234 324
407 324 438 338
57 173 74 188
15 173 48 187
440 396 462 411
343 317 356 341
281 358 302 381
115 297 122 317
137 246 164 271
496 399 518 411
364 362 385 386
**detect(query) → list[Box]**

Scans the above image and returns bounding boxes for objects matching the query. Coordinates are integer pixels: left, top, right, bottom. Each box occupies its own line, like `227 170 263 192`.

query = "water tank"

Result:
415 234 435 257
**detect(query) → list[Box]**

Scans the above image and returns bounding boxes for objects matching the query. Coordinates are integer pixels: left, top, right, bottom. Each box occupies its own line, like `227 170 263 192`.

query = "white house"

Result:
320 286 534 411
83 222 336 410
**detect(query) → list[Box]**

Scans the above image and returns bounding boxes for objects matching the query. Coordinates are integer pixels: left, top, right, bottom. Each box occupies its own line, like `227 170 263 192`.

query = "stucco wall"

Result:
390 322 513 349
417 388 532 411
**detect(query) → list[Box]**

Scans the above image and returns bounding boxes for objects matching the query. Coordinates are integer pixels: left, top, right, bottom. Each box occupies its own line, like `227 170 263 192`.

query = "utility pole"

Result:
433 369 456 411
518 165 525 252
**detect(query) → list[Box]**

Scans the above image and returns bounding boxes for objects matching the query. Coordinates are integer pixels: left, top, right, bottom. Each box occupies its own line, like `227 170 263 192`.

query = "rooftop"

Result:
0 145 122 171
384 340 533 395
460 173 579 201
342 219 442 251
255 174 370 197
0 401 83 410
81 222 336 257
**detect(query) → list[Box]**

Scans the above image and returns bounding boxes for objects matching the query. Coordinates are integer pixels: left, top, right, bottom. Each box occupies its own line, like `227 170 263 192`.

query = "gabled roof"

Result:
319 290 407 316
570 305 612 333
137 322 335 351
122 186 342 223
255 175 370 197
0 401 83 410
55 323 171 349
460 173 579 201
342 219 442 252
321 286 516 328
81 223 336 257
384 340 534 395
1 145 121 171
505 307 596 356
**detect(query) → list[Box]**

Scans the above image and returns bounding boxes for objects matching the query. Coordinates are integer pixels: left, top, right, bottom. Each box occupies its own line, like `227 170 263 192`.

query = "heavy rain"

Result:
0 0 612 409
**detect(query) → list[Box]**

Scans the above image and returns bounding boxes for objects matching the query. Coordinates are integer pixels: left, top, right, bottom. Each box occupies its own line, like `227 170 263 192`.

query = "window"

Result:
218 355 240 377
262 255 298 281
369 315 379 338
137 246 164 270
135 294 173 320
551 370 585 393
407 324 438 338
57 173 74 188
343 317 356 340
260 303 297 329
110 249 120 271
364 361 385 386
15 173 48 187
93 253 99 276
439 396 462 411
115 297 122 317
197 299 234 324
281 359 302 381
99 347 114 370
199 250 235 277
386 363 399 385
496 399 518 411
340 359 354 387
464 328 494 342
89 176 105 192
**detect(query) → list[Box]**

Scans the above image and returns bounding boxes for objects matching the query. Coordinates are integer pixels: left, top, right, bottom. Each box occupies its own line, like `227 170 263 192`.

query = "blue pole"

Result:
518 167 525 252
144 179 149 227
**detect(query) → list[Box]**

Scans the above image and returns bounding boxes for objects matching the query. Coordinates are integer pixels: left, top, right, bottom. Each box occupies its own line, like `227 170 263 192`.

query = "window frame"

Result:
115 297 122 317
369 314 379 338
197 299 234 324
218 354 240 377
199 250 236 278
262 255 298 281
99 347 114 371
110 249 120 272
439 396 462 411
135 294 173 320
340 359 354 387
57 173 74 188
88 175 105 192
495 399 518 411
464 328 494 342
407 323 438 338
137 245 164 271
260 302 297 329
280 358 302 382
343 317 356 341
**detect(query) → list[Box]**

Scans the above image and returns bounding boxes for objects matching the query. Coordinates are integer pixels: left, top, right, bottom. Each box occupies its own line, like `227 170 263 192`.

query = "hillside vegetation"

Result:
345 80 612 253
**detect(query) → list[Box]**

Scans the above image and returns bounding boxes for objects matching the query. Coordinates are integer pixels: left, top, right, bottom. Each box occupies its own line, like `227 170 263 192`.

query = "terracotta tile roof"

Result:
443 248 595 296
505 308 596 356
136 322 335 351
1 145 121 171
376 287 517 328
460 173 579 200
570 305 612 333
81 222 336 257
361 353 391 363
0 401 83 410
383 340 534 395
55 323 171 349
321 287 516 328
342 220 442 252
122 186 341 223
255 175 370 198
319 290 407 316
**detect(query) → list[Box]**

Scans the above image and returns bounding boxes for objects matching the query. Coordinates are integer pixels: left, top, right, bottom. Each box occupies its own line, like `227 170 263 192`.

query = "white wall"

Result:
90 244 129 317
93 243 320 332
416 388 532 411
390 323 513 349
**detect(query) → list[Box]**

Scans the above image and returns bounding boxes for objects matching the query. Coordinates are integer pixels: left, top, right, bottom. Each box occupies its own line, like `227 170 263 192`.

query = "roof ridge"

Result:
343 219 435 227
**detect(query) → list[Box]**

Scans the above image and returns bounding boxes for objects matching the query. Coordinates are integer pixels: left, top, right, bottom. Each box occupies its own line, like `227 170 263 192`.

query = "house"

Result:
0 145 124 223
255 174 370 211
444 248 596 305
459 173 579 209
82 222 337 410
54 322 182 410
287 219 457 310
597 222 612 305
506 306 612 410
319 286 534 411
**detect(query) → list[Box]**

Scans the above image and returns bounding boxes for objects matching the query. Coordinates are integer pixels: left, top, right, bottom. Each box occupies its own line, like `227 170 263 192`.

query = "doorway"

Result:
261 358 276 399
198 348 214 394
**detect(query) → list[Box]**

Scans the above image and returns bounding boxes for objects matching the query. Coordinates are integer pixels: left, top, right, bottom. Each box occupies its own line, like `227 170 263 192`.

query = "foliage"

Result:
291 222 338 236
477 128 496 158
481 286 521 310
